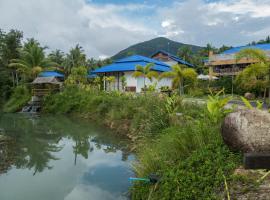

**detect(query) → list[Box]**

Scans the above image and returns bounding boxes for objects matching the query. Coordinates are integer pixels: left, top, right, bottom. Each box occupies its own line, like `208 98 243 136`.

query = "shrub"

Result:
132 143 240 200
3 85 31 113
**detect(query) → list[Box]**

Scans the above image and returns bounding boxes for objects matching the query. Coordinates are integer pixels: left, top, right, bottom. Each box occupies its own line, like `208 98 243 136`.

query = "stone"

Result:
221 109 270 153
244 92 255 100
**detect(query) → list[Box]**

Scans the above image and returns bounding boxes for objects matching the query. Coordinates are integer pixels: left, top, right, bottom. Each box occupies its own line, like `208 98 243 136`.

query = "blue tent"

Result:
92 55 171 74
222 43 270 54
38 71 64 78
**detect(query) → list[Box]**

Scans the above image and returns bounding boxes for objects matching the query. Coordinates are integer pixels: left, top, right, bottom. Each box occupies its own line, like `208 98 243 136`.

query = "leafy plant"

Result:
160 64 197 95
132 63 159 90
207 89 232 122
240 96 263 110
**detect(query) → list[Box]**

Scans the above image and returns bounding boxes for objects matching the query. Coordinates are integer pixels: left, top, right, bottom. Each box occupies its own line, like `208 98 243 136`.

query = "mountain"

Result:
111 37 203 60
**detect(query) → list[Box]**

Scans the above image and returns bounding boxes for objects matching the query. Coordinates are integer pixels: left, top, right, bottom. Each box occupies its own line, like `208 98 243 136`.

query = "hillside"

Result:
111 37 203 60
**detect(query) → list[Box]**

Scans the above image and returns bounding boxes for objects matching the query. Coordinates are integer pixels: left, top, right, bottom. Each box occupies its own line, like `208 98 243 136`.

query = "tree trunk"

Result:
263 88 267 102
180 78 184 95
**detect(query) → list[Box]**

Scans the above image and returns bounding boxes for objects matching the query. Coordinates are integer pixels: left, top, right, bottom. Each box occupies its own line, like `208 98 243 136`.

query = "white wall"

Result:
124 71 137 87
124 71 172 92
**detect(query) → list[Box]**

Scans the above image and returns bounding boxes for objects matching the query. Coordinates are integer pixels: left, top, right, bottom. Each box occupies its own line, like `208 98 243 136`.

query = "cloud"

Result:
0 0 156 59
157 0 270 47
0 0 269 58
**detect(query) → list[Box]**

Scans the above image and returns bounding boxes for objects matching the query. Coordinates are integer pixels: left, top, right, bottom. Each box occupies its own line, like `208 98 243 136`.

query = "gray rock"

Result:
221 109 270 153
244 92 255 100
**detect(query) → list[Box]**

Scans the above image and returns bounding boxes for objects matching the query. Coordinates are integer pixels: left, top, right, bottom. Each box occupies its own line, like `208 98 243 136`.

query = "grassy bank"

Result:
41 85 241 199
2 85 31 113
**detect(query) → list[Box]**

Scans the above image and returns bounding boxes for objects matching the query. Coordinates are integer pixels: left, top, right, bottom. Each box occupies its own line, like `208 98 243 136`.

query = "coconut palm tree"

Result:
160 64 197 95
132 63 159 90
9 40 56 82
235 48 270 101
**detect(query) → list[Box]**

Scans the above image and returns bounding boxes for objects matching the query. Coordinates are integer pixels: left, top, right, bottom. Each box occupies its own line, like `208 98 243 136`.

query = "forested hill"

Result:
111 37 203 60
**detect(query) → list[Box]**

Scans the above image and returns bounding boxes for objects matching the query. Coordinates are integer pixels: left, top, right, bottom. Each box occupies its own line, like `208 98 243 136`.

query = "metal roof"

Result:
222 43 270 54
151 50 194 67
32 77 62 84
38 71 64 78
92 55 171 73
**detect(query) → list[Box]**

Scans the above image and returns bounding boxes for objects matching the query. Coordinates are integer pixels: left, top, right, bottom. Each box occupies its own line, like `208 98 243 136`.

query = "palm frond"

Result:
132 71 144 78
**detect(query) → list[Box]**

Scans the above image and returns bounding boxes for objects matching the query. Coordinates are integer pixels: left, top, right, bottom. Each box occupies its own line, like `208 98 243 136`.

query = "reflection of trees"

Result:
73 138 93 165
0 114 63 175
0 114 133 174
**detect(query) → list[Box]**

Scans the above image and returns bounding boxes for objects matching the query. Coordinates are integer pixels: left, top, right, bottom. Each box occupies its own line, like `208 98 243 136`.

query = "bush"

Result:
131 102 240 200
43 87 170 137
132 143 240 200
3 85 31 113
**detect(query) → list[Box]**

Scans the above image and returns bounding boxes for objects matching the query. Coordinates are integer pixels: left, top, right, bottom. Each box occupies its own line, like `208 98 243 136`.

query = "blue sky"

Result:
0 0 269 58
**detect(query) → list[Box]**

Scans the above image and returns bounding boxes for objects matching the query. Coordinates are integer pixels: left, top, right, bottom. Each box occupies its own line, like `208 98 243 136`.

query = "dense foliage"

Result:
3 85 31 113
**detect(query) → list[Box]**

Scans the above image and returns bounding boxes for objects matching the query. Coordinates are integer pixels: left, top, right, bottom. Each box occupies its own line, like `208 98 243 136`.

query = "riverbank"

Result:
39 86 244 199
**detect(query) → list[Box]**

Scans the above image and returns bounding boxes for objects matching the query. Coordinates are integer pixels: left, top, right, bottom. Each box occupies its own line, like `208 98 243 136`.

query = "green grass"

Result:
3 85 31 113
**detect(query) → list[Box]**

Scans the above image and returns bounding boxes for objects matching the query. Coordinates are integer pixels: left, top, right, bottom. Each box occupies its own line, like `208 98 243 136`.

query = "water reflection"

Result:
0 114 134 200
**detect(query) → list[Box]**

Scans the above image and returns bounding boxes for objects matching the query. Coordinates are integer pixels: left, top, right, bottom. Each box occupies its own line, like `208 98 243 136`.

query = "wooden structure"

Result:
32 77 62 96
205 44 270 77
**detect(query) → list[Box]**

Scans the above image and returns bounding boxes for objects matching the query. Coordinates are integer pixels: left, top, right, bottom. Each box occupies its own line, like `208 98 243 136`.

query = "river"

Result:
0 113 134 200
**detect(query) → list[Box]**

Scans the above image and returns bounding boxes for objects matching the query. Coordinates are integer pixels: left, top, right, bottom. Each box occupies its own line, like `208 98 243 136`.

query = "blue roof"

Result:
222 43 270 54
92 55 171 73
151 50 194 67
38 71 64 78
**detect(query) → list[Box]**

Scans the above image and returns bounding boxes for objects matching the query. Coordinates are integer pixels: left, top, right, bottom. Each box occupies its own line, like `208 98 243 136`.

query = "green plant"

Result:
160 64 197 95
207 89 232 122
240 96 263 110
3 85 31 112
132 63 159 90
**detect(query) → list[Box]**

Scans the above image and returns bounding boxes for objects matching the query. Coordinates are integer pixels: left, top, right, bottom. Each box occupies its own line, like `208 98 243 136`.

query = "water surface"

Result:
0 114 134 200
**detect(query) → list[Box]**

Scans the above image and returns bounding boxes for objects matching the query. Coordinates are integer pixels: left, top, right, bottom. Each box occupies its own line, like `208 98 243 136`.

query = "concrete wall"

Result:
104 71 172 93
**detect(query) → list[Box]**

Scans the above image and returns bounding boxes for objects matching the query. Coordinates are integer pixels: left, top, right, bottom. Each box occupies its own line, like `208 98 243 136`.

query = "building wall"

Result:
152 53 178 66
104 71 172 93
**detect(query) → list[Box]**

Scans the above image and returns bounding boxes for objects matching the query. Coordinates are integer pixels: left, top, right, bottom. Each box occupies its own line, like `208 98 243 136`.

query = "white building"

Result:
92 54 192 93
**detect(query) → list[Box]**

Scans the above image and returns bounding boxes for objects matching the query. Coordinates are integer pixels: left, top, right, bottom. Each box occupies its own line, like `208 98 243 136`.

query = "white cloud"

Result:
157 0 270 47
0 0 270 58
209 0 270 18
0 0 155 58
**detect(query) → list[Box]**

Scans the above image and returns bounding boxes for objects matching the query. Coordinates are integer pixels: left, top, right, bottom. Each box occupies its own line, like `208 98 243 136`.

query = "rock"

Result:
244 92 255 100
221 109 270 153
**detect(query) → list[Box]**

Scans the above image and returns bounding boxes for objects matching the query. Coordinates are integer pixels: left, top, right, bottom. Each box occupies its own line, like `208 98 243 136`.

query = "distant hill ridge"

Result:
111 37 203 60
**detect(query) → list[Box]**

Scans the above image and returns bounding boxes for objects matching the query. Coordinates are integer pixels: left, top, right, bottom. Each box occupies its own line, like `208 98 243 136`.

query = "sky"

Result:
0 0 270 59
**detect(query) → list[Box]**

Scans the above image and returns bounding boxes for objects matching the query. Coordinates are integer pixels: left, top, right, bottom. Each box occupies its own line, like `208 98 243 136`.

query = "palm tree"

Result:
64 44 87 76
235 48 270 101
132 63 159 91
9 40 56 82
160 64 197 95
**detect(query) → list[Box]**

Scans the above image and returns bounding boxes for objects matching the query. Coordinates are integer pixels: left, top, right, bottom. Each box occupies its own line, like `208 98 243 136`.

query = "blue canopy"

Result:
92 55 171 73
222 43 270 54
38 71 64 78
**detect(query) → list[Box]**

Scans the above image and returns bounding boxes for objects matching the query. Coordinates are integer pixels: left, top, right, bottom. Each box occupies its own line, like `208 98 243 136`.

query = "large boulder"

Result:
221 109 270 153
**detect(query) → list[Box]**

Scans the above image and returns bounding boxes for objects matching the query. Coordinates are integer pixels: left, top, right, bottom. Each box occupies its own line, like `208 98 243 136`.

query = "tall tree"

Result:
48 49 65 66
9 39 56 82
177 45 193 63
64 44 87 75
0 29 23 101
235 48 269 100
160 64 198 95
